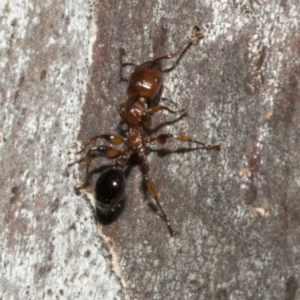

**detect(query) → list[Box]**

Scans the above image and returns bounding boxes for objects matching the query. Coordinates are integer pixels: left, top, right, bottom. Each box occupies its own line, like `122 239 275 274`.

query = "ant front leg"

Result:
140 160 174 236
119 47 136 82
145 133 221 151
141 106 187 130
118 102 127 119
75 146 122 192
146 105 187 116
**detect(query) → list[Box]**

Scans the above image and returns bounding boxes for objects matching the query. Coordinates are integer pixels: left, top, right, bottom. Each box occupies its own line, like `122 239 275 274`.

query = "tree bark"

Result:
1 1 300 299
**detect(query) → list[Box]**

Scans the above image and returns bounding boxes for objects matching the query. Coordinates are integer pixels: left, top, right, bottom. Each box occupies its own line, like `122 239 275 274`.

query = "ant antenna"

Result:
152 25 204 63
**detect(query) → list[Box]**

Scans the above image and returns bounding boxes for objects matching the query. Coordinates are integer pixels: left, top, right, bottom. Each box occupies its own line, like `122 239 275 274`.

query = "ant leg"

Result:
142 106 187 129
75 145 122 191
152 25 204 63
68 134 124 156
119 47 136 81
145 133 221 151
146 105 187 115
140 160 174 236
118 102 127 119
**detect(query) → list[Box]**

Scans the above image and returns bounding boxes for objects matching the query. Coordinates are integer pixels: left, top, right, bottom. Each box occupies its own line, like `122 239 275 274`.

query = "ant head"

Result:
127 65 163 101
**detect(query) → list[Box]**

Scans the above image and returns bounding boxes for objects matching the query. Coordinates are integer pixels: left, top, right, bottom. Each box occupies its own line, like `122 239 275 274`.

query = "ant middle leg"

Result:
68 134 124 156
140 160 174 236
145 133 221 151
75 146 122 191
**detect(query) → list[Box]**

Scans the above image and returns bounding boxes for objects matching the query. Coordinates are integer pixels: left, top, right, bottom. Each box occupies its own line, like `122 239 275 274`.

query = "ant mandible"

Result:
70 26 221 236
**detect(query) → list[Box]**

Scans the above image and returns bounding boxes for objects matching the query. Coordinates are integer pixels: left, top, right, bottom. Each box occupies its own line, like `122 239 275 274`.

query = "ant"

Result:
69 26 221 236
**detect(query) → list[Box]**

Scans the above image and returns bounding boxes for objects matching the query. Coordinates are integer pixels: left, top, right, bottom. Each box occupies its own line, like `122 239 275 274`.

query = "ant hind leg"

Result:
75 146 122 192
140 160 174 236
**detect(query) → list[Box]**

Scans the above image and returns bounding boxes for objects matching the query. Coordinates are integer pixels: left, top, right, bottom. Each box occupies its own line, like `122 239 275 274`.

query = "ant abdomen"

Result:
95 167 125 214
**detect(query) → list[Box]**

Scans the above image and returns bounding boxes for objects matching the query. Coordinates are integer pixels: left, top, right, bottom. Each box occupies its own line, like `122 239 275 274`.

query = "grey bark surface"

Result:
1 1 300 300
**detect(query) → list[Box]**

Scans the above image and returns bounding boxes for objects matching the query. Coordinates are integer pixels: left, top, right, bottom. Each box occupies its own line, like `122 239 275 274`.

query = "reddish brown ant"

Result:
69 26 221 236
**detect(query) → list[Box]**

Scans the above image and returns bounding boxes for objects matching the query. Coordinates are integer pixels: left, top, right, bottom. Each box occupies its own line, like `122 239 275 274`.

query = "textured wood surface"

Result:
1 1 300 299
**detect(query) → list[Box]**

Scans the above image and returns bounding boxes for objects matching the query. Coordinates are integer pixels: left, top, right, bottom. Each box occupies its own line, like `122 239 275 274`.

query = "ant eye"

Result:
155 78 160 83
95 168 125 212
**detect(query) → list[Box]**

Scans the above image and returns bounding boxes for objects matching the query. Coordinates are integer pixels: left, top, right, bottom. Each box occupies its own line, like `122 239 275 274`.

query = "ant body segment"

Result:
70 26 220 236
